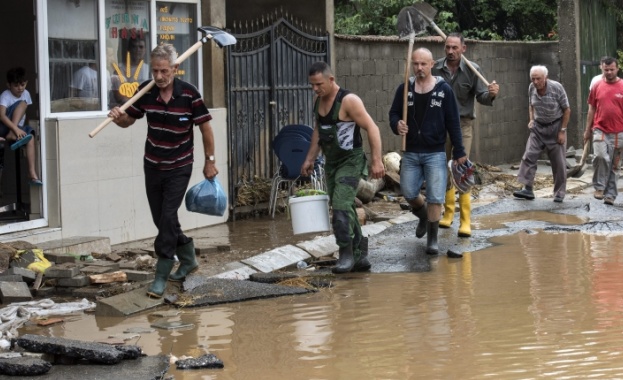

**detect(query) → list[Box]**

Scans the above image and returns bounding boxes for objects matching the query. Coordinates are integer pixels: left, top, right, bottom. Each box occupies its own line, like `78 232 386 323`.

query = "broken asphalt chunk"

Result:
15 334 140 364
176 354 224 370
0 356 51 376
168 278 313 308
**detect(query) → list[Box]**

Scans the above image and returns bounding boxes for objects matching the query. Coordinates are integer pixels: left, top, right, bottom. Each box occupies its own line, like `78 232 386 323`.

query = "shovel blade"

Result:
397 6 427 38
198 26 237 48
412 2 439 22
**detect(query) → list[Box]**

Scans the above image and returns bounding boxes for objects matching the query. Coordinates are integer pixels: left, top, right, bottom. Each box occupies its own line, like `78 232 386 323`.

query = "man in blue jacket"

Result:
389 48 467 255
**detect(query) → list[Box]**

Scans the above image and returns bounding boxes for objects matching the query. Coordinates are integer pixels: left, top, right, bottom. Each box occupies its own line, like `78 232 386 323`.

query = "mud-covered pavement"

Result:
369 196 623 274
349 161 623 274
6 162 623 379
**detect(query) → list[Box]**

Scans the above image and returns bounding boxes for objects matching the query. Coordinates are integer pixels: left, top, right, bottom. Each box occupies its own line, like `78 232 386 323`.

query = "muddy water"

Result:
26 223 623 379
473 210 587 230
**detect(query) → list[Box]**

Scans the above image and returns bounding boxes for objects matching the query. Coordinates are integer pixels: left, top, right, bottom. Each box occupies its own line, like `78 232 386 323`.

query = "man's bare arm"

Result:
342 95 385 179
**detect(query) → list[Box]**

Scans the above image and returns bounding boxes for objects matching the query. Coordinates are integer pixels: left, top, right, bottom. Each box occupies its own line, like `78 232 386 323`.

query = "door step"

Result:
36 236 111 256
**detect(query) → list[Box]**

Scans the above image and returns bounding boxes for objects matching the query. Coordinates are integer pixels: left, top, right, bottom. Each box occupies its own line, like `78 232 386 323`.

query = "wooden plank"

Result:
88 271 128 284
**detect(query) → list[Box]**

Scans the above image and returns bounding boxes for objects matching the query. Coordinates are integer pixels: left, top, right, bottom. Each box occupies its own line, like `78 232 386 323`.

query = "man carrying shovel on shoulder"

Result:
108 44 218 298
432 32 499 238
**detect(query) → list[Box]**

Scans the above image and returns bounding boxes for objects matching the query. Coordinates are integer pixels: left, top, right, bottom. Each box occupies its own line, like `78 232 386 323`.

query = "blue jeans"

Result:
400 152 447 204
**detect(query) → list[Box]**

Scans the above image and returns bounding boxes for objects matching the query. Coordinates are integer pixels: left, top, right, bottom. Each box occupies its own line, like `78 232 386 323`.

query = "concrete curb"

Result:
213 215 416 281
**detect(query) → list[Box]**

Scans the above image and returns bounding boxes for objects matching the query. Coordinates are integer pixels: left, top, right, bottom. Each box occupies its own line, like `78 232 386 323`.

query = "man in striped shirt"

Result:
109 43 217 298
513 65 570 203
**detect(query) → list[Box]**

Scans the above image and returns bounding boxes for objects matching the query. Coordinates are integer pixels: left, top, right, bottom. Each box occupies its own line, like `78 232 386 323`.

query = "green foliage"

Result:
335 0 559 40
334 0 412 35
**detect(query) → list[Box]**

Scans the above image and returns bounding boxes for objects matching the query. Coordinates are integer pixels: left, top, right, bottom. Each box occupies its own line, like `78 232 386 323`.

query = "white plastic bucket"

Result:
288 194 331 235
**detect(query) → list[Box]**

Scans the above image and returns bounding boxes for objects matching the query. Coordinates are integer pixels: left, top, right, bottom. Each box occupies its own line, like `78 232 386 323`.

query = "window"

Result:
156 2 198 85
46 0 200 114
106 0 151 109
48 0 101 113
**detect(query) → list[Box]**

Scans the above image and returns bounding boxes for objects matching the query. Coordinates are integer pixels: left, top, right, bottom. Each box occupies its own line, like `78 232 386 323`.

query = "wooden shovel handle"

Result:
89 39 207 138
579 140 590 165
89 81 156 138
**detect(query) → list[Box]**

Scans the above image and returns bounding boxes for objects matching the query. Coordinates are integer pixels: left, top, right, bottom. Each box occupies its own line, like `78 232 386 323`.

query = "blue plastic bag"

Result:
185 177 227 216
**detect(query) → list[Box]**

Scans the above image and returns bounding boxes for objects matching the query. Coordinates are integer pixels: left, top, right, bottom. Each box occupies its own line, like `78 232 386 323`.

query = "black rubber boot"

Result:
412 204 427 238
169 239 198 282
332 242 355 274
147 257 176 298
426 221 439 255
352 237 371 272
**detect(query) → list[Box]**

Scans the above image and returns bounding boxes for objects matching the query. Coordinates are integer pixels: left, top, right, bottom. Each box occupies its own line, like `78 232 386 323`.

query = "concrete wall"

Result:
334 35 562 165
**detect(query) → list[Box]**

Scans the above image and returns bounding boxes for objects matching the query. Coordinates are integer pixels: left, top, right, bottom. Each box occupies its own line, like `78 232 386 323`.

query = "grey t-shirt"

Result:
529 79 569 124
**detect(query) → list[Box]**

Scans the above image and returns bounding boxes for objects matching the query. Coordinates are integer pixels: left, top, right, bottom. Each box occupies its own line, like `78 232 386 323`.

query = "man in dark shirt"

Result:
389 48 466 255
109 43 218 298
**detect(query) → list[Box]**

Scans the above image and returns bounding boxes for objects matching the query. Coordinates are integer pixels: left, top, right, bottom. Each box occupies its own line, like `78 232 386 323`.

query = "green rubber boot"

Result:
412 204 427 238
169 239 198 282
352 237 371 272
426 221 439 255
332 242 355 274
146 258 175 298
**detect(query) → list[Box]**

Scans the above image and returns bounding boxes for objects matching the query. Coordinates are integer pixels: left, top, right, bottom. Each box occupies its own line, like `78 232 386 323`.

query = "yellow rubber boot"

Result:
439 188 455 228
458 191 472 237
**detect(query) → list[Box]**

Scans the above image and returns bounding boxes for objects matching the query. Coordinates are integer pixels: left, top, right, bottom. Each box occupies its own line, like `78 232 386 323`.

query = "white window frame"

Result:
40 0 203 120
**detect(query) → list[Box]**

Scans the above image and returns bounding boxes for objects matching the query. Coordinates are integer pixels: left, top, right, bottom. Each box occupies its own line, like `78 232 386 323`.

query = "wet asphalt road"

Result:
368 196 623 274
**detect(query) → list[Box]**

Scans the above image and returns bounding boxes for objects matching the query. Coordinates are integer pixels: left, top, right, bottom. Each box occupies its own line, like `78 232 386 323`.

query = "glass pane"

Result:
106 0 151 109
156 2 198 86
47 0 100 113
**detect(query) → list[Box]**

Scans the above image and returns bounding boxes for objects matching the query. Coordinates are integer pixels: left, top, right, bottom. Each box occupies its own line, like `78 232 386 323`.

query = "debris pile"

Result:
0 242 156 302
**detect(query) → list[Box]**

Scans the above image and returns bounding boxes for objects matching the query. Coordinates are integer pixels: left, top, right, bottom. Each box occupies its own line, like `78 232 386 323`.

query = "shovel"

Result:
396 6 427 151
412 2 491 86
567 142 590 178
89 26 237 138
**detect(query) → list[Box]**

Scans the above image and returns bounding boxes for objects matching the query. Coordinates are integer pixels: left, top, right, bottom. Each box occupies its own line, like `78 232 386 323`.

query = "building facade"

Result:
0 0 228 245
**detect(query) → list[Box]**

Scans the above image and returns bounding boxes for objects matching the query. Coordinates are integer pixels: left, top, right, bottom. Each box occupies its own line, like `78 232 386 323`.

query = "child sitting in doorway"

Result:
0 67 42 186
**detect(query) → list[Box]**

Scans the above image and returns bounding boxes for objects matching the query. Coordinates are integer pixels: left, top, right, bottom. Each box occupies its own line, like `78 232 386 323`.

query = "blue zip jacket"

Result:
389 76 465 159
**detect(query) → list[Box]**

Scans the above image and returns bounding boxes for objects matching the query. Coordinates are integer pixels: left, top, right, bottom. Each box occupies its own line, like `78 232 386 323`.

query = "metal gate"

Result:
226 14 330 212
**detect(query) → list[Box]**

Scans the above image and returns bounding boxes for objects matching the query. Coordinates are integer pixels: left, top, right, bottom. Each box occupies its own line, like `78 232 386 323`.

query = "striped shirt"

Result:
529 79 569 125
126 78 212 170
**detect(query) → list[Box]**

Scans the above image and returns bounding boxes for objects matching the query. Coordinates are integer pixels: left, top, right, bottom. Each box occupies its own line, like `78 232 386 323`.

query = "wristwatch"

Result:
560 128 567 132
206 155 215 161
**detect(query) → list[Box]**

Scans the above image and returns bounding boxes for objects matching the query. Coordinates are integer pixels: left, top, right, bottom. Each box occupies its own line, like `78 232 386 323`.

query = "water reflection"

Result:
24 231 623 379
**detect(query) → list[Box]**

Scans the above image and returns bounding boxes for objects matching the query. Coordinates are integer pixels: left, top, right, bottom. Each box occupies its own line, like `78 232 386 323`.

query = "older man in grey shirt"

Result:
513 65 570 202
432 32 499 238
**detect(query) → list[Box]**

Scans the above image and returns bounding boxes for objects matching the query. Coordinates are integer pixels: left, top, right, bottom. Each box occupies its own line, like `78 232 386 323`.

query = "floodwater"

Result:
23 212 623 379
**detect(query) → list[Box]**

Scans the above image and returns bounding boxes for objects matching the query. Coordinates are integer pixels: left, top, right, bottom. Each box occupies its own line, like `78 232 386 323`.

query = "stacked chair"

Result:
268 124 325 218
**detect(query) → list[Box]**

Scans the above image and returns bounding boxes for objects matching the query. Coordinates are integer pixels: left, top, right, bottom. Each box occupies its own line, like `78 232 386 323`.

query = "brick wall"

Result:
334 35 561 165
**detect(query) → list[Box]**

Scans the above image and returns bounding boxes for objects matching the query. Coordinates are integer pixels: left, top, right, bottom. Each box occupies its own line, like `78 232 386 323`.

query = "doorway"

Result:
0 2 44 229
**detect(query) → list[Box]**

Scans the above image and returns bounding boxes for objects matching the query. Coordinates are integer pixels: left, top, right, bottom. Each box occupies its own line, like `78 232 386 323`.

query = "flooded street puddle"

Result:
472 210 588 230
20 212 623 379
